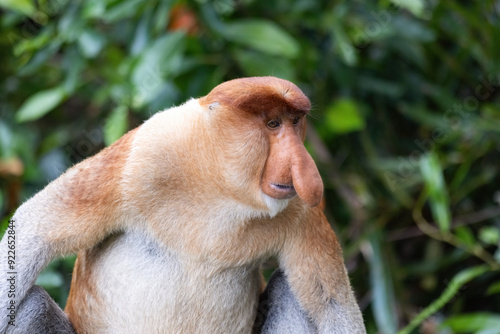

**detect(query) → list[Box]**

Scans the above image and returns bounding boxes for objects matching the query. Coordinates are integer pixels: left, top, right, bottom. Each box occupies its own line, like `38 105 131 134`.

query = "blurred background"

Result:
0 1 499 333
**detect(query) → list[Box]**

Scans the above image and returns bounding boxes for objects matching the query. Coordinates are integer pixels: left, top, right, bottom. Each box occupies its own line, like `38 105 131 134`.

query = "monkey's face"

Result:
200 77 323 210
259 110 322 207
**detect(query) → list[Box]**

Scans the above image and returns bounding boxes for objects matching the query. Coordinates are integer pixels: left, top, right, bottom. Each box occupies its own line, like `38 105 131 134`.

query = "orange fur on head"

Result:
200 76 311 115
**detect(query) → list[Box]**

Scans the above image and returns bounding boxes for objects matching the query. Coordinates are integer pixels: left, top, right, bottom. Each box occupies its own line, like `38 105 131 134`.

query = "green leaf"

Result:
443 313 500 333
130 7 153 56
358 76 405 98
494 247 500 265
0 216 13 239
104 105 128 146
332 20 358 66
131 32 185 106
18 42 61 76
14 25 54 57
391 0 425 18
82 0 106 19
365 230 398 334
478 329 500 334
479 226 500 246
0 0 35 15
153 0 172 34
36 271 64 289
16 87 67 123
58 3 85 42
78 29 106 58
0 121 14 158
104 0 143 23
325 98 365 134
233 49 295 81
393 16 435 42
399 104 449 128
223 20 300 58
419 153 451 231
399 265 489 334
62 47 85 93
486 282 500 296
454 226 476 247
132 32 185 84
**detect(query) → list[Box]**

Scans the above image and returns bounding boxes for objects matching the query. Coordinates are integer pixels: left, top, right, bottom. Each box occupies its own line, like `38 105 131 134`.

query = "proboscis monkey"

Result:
0 77 366 334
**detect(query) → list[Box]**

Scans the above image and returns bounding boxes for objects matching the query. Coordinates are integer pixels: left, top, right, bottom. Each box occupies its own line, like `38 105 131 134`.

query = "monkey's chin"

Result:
262 193 292 218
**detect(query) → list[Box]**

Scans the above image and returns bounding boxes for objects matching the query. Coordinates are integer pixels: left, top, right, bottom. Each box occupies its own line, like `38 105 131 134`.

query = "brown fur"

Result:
43 128 138 254
62 130 138 331
282 208 351 311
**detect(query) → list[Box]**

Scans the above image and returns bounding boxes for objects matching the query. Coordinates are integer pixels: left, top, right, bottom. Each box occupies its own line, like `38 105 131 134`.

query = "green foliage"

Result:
16 86 68 122
0 0 34 16
324 98 365 135
222 19 300 58
420 153 451 232
443 312 500 334
365 229 398 334
104 105 128 145
399 265 489 334
0 0 499 332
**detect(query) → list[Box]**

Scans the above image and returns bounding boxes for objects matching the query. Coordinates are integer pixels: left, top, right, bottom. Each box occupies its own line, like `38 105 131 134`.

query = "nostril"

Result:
272 183 294 190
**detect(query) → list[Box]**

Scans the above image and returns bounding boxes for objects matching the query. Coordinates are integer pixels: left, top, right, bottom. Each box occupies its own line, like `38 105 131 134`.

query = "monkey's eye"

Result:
267 119 281 129
292 116 301 125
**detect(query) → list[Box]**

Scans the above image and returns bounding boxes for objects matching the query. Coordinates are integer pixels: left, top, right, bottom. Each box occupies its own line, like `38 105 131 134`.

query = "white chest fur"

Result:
86 232 261 333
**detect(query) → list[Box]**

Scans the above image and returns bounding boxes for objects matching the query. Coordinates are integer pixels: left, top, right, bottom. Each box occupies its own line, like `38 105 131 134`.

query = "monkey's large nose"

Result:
290 143 323 207
261 129 323 207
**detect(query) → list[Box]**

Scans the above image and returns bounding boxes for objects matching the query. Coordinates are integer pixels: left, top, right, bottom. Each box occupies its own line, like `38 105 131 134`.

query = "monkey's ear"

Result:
207 102 220 111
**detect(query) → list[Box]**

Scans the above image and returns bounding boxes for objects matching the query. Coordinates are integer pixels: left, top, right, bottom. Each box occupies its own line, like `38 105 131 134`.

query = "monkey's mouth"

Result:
270 183 296 199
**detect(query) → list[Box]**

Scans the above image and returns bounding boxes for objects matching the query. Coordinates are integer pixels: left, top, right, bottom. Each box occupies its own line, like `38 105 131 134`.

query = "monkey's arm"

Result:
0 130 135 333
259 208 366 334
